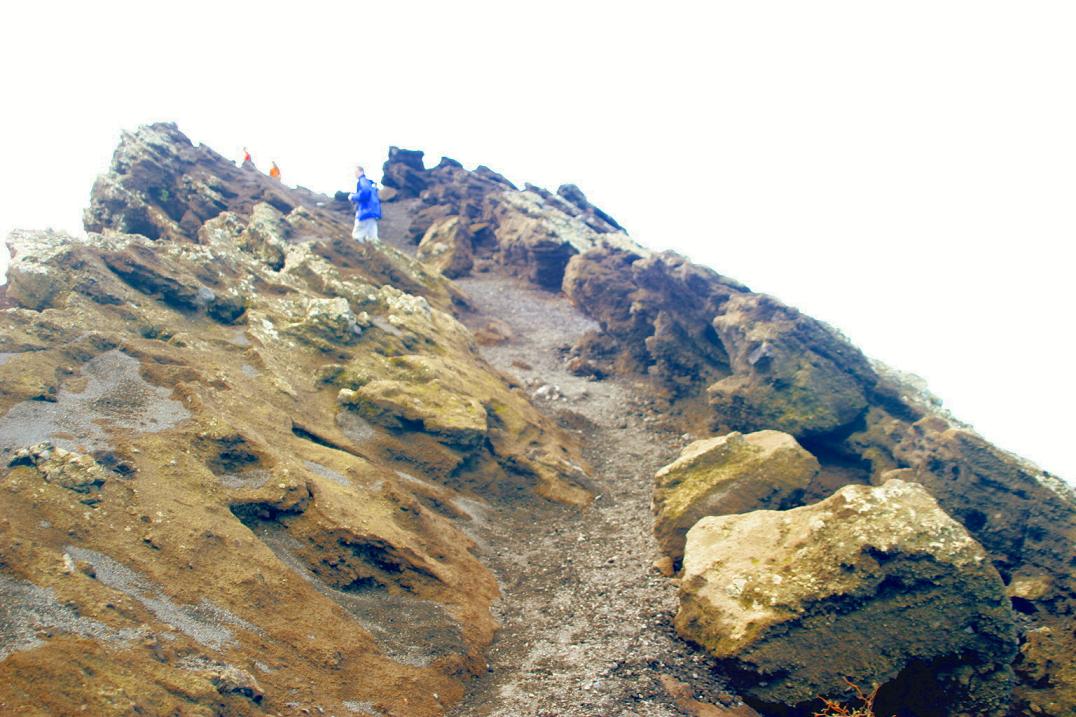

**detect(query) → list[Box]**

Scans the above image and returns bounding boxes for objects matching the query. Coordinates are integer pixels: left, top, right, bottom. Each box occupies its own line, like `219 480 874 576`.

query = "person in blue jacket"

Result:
348 166 382 243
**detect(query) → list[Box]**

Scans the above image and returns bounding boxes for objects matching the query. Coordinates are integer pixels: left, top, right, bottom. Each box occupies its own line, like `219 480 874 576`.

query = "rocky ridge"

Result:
0 125 1073 716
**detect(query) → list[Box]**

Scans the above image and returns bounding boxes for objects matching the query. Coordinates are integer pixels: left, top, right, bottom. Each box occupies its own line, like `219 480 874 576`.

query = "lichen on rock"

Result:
653 430 819 563
0 124 593 716
417 215 474 279
676 479 1018 715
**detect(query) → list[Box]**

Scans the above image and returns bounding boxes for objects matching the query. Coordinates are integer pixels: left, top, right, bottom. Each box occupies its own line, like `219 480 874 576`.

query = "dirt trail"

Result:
455 277 690 717
381 205 738 716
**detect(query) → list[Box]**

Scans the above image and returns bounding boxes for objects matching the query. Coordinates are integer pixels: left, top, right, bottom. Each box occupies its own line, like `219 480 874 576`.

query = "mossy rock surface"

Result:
342 378 488 448
653 430 819 562
677 479 1018 715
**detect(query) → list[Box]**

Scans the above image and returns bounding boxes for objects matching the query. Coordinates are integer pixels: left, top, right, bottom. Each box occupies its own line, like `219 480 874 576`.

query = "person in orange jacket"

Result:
269 161 281 181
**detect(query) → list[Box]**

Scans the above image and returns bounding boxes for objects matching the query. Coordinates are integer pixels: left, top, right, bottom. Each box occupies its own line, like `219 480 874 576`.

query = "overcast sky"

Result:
2 2 1073 480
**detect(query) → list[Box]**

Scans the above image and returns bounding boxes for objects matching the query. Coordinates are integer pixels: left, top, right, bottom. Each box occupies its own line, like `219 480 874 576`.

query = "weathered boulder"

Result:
417 215 474 278
677 479 1018 715
7 443 110 495
286 296 369 350
844 410 1076 715
708 293 878 438
3 230 81 310
653 430 818 563
562 245 745 396
237 202 289 270
473 318 513 346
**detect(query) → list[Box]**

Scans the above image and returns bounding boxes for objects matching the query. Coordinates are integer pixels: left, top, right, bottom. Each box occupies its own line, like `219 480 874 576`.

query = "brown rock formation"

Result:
417 215 474 279
0 125 591 716
1 126 1073 716
375 145 1074 714
677 480 1018 716
653 430 819 563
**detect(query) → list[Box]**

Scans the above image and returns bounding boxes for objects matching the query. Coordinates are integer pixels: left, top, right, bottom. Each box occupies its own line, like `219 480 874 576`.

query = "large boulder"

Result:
653 430 818 563
676 479 1018 716
708 293 878 439
417 215 474 278
845 411 1076 715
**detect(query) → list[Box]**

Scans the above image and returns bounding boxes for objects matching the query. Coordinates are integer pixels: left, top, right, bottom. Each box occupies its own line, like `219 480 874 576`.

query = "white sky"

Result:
2 2 1074 480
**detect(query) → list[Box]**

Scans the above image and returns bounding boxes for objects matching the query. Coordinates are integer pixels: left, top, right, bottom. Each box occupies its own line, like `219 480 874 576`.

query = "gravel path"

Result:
380 201 741 717
448 275 735 717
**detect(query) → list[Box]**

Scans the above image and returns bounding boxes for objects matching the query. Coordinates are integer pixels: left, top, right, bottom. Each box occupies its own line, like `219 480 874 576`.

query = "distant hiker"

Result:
269 161 281 181
242 147 252 163
348 165 382 243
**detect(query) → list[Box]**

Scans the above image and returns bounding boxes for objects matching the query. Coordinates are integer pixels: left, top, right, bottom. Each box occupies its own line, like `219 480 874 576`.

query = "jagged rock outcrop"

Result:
677 480 1018 716
85 123 302 243
555 183 625 233
417 215 474 279
708 293 879 438
844 411 1076 715
0 124 591 716
563 245 746 396
381 146 431 198
653 430 819 563
383 148 638 289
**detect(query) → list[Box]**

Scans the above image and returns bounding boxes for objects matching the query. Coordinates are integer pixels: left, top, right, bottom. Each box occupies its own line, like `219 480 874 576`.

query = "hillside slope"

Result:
1 124 1072 717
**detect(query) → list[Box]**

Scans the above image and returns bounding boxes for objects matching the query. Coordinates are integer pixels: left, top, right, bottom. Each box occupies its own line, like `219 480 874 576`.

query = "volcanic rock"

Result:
381 146 429 198
677 479 1018 715
0 124 592 716
382 147 635 290
708 293 878 438
844 410 1076 714
556 183 625 233
653 430 819 563
562 245 745 396
2 123 1074 717
417 215 474 278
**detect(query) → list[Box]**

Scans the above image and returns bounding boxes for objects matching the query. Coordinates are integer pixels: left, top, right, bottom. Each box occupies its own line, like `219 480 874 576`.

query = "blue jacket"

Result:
349 176 382 221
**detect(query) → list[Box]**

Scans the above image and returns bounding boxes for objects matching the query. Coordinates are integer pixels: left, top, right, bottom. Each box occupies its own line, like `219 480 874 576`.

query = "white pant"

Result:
352 218 379 242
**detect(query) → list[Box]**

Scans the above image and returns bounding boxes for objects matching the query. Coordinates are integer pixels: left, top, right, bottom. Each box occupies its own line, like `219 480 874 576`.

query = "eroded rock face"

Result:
0 124 592 716
379 144 1075 715
677 480 1018 716
383 147 637 290
563 246 745 396
653 430 819 563
417 215 474 278
844 411 1076 715
708 293 878 438
3 126 1074 717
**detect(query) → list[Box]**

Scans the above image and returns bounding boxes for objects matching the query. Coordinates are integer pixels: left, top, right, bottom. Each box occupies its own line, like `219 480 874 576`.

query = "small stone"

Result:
652 556 675 577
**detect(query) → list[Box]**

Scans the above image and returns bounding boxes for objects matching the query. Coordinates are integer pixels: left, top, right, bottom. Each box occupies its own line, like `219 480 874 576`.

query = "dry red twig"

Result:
812 678 887 717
